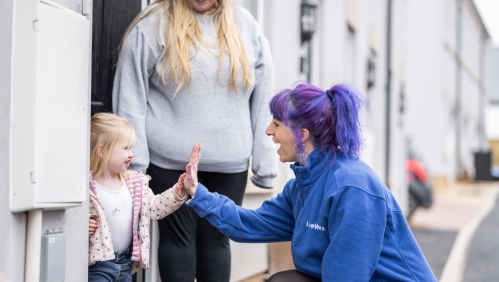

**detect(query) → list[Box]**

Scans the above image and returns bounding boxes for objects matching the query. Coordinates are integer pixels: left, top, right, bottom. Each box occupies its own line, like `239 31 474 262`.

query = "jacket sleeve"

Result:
88 197 97 266
112 25 160 172
186 183 295 242
249 30 278 189
147 185 185 221
322 187 386 281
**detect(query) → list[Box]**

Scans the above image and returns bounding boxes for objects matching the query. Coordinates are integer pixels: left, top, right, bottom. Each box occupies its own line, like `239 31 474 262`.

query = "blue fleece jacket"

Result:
186 149 436 281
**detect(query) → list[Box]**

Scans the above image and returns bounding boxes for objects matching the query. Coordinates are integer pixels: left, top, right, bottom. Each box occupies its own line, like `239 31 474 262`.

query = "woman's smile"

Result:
266 119 297 163
186 0 217 13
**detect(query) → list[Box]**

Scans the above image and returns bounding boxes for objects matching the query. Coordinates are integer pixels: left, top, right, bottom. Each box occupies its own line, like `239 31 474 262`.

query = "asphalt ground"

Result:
462 192 499 282
411 228 458 280
409 181 499 282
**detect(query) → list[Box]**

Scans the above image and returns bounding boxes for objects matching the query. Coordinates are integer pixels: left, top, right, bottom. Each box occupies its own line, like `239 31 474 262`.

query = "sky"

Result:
473 0 499 47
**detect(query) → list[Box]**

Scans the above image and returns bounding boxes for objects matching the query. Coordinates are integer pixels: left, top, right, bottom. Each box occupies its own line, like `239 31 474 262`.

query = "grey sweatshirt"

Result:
112 5 277 188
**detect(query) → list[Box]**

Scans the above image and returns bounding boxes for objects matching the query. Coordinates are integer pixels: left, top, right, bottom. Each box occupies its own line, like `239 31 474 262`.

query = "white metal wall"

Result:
404 0 488 181
486 48 499 140
0 0 27 280
0 0 91 281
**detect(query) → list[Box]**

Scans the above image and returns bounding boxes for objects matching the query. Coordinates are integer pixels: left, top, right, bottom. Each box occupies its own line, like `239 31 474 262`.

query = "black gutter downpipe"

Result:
385 0 392 187
456 0 462 179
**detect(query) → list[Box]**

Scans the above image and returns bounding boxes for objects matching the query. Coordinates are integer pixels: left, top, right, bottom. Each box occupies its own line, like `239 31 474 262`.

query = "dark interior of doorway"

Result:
91 0 142 116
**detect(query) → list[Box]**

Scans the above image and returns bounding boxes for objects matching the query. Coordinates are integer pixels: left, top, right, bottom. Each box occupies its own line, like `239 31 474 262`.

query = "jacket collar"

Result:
291 149 329 186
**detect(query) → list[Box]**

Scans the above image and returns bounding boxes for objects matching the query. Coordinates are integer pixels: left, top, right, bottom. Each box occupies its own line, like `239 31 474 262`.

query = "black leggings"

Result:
267 270 321 282
147 163 248 282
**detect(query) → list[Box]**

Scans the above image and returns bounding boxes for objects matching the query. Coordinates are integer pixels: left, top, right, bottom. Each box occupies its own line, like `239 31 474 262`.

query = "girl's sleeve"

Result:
249 30 278 189
112 25 160 173
186 183 296 242
147 185 185 221
322 187 387 281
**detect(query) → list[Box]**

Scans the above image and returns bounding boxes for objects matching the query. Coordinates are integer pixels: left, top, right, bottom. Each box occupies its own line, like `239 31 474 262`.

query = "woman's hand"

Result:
89 217 98 237
184 142 201 197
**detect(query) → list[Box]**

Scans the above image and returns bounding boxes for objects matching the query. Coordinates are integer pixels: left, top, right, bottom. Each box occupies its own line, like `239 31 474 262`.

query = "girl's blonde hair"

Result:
120 0 254 94
90 113 136 177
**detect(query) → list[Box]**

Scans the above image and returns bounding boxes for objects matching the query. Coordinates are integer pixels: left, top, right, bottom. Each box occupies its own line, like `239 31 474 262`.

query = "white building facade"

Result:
0 0 489 282
403 0 489 184
487 47 499 144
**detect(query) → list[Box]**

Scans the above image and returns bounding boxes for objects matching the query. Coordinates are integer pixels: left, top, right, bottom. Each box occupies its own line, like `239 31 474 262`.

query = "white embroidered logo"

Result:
306 221 325 232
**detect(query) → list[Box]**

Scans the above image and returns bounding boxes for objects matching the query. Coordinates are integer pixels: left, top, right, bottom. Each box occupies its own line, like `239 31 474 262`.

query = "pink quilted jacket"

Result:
88 170 185 273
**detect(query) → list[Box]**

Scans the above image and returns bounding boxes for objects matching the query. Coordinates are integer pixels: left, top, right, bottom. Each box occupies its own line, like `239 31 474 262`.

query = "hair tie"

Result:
326 89 334 100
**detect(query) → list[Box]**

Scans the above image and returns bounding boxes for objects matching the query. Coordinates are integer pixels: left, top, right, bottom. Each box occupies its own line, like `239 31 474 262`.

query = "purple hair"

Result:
269 83 363 163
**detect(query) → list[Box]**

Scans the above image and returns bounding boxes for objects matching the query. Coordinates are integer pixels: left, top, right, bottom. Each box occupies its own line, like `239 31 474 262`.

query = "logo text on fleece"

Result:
306 221 325 232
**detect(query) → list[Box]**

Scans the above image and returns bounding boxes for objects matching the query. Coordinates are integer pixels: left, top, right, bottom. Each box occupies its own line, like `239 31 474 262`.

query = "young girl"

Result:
87 113 187 281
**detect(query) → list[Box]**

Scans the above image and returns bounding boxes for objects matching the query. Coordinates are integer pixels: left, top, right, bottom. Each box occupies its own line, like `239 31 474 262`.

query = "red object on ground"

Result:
407 159 428 183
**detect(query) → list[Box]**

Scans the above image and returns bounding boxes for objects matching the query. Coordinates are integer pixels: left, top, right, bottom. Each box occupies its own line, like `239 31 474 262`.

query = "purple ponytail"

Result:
328 84 363 157
269 83 363 163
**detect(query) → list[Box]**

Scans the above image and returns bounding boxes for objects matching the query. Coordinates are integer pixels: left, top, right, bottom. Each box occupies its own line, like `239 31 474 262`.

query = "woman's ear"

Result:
300 129 310 143
300 129 316 155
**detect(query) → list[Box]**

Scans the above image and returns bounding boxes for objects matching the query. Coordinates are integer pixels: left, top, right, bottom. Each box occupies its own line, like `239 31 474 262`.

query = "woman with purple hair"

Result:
181 83 436 281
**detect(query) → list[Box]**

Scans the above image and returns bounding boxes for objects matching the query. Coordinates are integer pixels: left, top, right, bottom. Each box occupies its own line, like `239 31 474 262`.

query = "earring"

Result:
293 143 306 158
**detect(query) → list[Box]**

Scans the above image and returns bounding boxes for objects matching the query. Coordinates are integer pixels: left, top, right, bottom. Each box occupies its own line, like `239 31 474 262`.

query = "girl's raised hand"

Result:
174 173 187 200
185 142 201 197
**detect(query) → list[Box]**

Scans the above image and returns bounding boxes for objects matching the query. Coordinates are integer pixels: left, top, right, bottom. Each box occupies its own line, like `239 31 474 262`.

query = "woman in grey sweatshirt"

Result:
112 0 277 281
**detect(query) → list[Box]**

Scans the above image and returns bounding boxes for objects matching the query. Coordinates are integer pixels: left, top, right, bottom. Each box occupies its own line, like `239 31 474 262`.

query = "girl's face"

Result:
265 118 297 163
106 139 134 175
186 0 218 13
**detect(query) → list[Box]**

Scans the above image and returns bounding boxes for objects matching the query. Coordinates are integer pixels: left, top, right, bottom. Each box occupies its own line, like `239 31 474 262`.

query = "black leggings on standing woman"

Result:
267 270 321 282
147 163 248 282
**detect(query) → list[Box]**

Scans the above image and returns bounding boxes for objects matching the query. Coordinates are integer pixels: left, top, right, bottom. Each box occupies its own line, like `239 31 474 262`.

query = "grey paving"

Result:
463 195 499 282
411 227 458 280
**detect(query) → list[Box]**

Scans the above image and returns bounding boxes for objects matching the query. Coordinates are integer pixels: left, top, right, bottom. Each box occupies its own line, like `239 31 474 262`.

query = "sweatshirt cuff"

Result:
185 183 207 206
171 184 187 202
184 183 213 216
250 175 274 189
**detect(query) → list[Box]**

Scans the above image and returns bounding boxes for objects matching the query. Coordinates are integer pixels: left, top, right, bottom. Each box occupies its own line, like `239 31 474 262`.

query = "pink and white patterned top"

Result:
89 170 186 273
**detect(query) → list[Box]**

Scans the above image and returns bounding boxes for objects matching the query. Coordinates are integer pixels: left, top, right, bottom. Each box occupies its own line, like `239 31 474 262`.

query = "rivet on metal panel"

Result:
33 20 40 32
30 172 38 183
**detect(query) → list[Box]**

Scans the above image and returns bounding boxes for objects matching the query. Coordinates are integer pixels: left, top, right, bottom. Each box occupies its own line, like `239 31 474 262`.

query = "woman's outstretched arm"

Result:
183 143 295 243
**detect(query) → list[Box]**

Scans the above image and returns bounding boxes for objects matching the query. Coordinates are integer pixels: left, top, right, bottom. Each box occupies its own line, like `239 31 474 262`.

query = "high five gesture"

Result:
184 142 201 197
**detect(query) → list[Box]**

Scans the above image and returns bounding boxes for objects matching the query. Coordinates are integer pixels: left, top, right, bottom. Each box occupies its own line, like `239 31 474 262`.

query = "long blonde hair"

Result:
90 113 136 177
120 0 254 94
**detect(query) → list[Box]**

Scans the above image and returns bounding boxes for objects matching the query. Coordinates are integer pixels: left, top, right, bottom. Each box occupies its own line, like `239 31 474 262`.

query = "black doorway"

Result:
91 0 143 116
